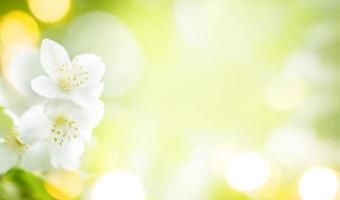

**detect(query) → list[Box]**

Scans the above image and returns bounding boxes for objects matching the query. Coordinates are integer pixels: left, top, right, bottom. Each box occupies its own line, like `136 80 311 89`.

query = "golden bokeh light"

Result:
28 0 71 23
0 11 39 48
44 170 83 200
0 11 40 76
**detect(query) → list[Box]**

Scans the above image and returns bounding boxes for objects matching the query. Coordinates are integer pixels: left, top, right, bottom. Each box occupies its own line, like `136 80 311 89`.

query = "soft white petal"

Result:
44 98 78 119
8 48 44 97
44 98 103 144
44 98 103 129
72 54 105 87
81 82 104 98
48 138 84 170
20 142 51 172
80 129 92 142
17 105 51 144
0 144 19 174
70 88 104 110
40 39 70 77
31 76 60 98
65 96 104 130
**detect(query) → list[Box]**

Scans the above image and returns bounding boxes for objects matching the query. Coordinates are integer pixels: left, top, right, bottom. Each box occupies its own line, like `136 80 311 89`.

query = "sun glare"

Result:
226 152 270 192
299 167 338 200
92 170 145 200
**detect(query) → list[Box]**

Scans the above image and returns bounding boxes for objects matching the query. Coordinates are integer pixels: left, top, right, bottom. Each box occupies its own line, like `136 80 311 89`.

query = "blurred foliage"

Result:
0 169 52 200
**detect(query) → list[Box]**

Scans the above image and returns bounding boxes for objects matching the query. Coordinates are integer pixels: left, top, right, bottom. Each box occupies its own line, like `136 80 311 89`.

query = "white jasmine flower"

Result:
0 38 106 173
31 39 105 109
0 107 51 174
18 99 103 170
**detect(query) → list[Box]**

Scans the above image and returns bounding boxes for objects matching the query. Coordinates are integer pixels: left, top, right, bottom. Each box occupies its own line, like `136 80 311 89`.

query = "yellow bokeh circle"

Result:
0 11 40 75
44 170 83 200
28 0 71 23
0 11 40 48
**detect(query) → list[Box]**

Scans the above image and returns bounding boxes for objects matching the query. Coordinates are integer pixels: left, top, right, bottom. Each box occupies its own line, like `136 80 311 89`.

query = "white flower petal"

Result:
31 76 60 98
49 138 84 170
66 98 104 130
0 144 19 174
44 98 103 130
44 98 78 119
40 39 70 77
72 54 105 87
17 105 51 144
20 142 51 172
70 88 104 110
80 129 92 142
81 82 104 98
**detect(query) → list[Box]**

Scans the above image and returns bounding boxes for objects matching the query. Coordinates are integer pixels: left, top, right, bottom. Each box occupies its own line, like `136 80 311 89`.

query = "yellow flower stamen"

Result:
58 78 72 91
52 115 79 145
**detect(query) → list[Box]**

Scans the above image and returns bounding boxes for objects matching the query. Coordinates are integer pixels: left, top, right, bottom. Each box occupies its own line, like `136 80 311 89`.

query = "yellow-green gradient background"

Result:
1 0 340 199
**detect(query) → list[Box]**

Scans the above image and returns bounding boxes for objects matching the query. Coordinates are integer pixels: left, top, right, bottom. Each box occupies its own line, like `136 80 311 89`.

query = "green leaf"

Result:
0 169 53 200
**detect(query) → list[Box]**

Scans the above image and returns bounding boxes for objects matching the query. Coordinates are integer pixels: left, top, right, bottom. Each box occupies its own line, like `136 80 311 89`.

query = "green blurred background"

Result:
1 0 340 199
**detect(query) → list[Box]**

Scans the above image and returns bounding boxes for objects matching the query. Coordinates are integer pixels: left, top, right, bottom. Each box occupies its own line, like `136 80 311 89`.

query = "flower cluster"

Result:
0 39 105 173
